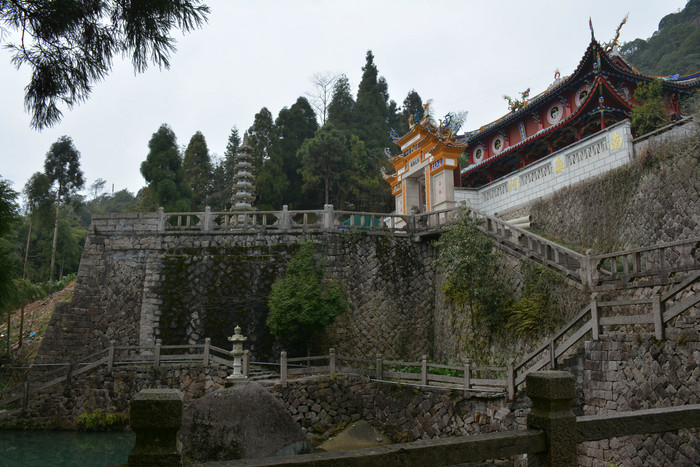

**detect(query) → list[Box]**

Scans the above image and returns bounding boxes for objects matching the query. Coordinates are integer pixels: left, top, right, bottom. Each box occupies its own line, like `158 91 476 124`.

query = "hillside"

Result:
0 281 75 370
621 0 700 76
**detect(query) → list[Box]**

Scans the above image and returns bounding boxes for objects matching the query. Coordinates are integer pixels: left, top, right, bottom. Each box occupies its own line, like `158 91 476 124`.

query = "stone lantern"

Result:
226 325 248 386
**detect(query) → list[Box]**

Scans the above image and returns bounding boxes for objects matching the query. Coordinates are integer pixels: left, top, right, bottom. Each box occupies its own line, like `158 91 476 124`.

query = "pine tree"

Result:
223 127 241 185
140 124 191 212
401 90 424 134
2 1 209 129
274 97 319 208
247 108 280 209
298 125 365 208
44 136 85 289
327 74 356 131
182 131 213 210
354 50 391 151
247 108 276 175
208 127 241 210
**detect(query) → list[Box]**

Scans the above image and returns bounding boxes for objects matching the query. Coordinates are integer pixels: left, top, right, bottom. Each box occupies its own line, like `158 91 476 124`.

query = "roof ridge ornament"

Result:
589 17 595 41
604 14 628 53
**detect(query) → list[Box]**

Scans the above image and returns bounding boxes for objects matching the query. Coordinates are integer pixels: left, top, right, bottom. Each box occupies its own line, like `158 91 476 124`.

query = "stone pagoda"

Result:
231 132 256 210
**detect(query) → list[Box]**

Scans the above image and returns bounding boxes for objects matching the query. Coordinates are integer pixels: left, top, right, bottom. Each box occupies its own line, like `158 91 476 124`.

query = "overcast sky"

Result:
0 0 688 201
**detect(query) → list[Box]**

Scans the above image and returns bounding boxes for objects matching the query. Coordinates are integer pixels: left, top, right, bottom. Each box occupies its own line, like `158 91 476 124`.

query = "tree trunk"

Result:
6 311 10 356
18 302 25 350
49 194 61 292
306 340 311 368
22 217 32 280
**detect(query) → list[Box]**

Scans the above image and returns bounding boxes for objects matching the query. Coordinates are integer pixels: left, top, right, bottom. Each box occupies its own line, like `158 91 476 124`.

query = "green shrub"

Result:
506 262 563 337
75 410 128 431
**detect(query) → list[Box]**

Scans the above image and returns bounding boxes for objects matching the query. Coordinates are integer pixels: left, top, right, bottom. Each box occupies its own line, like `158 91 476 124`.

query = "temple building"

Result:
385 34 699 216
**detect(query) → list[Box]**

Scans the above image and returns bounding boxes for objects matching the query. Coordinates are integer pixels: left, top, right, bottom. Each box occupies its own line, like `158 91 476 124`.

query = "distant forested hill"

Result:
621 0 700 76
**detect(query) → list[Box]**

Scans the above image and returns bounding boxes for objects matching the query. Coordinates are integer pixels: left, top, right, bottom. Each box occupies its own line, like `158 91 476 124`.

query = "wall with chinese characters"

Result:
455 120 634 215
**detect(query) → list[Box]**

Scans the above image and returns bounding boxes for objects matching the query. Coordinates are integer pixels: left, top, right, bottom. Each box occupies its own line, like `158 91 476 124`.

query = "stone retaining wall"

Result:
16 364 230 427
270 375 528 443
530 125 700 253
577 296 700 465
37 222 438 365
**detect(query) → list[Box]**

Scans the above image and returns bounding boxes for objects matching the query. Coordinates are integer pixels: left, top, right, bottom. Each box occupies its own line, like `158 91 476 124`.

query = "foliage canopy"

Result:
266 243 347 351
630 80 668 135
434 209 511 332
1 0 209 129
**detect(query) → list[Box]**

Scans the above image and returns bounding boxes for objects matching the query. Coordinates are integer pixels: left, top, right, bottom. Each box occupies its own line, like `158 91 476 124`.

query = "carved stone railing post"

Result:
323 204 334 231
591 298 600 340
526 371 577 466
464 359 471 390
243 350 250 377
154 339 161 369
329 348 336 377
652 294 664 340
421 355 428 386
280 351 288 387
203 206 211 232
157 207 165 232
280 205 291 231
128 389 183 467
203 338 210 366
507 358 515 399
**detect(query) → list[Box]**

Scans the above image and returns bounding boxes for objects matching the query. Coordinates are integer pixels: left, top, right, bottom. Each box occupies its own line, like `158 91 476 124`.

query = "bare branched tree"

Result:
306 72 340 125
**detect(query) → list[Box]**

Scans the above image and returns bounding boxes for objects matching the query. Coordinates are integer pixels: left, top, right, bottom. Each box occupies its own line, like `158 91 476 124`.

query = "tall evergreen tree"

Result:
327 74 355 131
401 90 424 134
223 127 241 185
256 149 288 211
0 176 19 317
44 136 84 289
22 172 53 280
140 124 191 212
182 131 213 210
208 127 241 211
298 125 365 208
247 108 276 175
274 97 319 208
387 99 401 138
354 50 390 151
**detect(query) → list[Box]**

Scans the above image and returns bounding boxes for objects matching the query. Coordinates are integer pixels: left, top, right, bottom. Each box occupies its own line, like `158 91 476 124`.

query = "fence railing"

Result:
278 269 697 397
5 269 696 409
0 338 243 411
156 204 700 291
279 349 512 396
512 270 700 390
589 238 700 289
479 210 700 291
130 371 700 467
159 205 421 235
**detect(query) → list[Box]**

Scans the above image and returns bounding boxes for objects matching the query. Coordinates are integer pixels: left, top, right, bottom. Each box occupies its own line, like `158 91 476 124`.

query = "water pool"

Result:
0 431 135 467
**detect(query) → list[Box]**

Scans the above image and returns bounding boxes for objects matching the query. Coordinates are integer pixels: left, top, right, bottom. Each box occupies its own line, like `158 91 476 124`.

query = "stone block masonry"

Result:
577 298 700 465
36 215 439 365
270 375 528 443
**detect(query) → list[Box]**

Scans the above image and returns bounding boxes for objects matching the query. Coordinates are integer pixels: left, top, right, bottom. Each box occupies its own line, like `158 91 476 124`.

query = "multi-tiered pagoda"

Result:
231 132 256 210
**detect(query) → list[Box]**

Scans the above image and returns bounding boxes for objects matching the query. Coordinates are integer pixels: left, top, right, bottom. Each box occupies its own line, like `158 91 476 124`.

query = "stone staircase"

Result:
477 209 700 292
